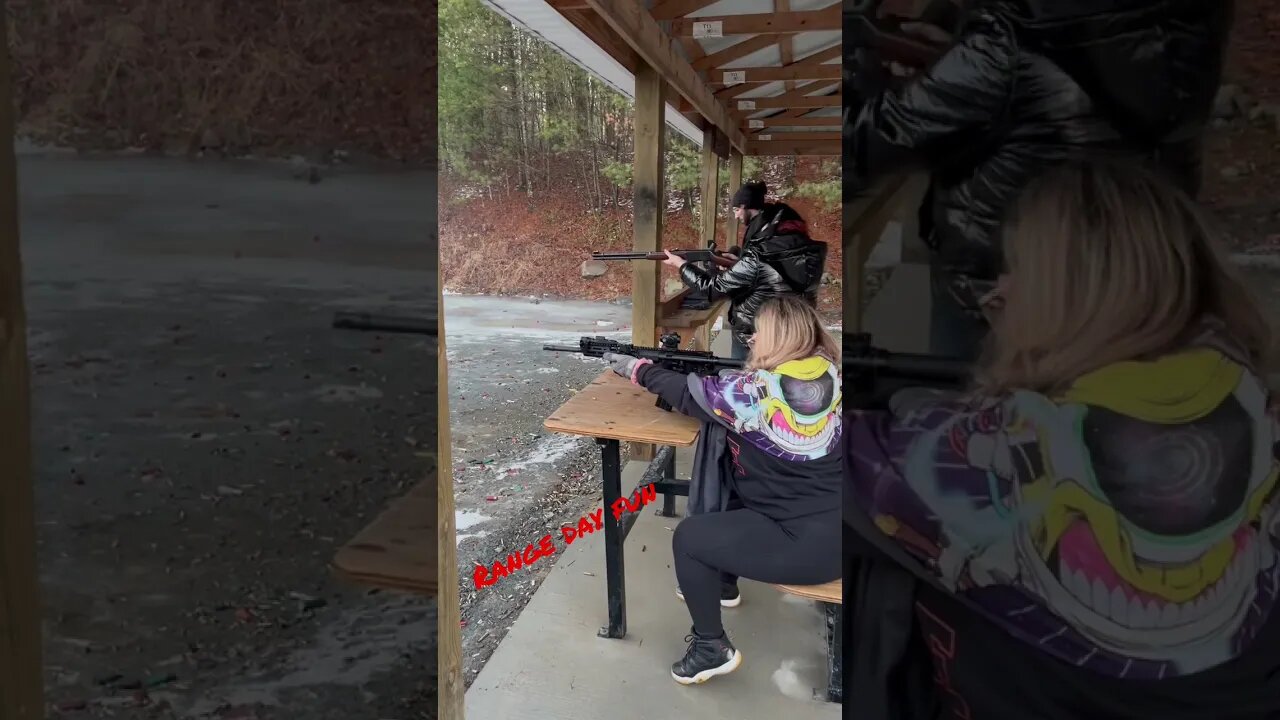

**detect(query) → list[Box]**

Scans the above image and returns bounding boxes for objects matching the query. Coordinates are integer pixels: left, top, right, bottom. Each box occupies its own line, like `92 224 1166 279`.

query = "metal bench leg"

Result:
658 446 678 517
826 601 843 703
597 438 626 639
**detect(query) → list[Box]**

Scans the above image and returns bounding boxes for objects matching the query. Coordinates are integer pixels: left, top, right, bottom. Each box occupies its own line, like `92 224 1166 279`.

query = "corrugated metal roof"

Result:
479 0 706 145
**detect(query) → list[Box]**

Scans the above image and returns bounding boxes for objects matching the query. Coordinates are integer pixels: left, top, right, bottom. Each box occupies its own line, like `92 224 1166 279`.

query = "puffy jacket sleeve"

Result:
849 10 1018 186
680 254 760 295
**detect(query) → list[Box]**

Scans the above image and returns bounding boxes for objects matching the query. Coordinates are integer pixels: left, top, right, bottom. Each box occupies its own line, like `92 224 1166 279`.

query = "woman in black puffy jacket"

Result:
847 0 1232 361
663 181 827 359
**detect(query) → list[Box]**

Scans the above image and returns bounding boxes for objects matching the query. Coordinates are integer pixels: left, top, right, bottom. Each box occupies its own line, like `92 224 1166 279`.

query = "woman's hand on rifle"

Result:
604 352 650 383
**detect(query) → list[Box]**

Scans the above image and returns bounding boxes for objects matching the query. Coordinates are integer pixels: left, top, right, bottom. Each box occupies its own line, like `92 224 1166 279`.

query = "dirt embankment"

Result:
439 161 843 322
7 0 437 163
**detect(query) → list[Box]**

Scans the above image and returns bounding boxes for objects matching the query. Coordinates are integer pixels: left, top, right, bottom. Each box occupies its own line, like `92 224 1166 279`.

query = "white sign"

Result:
722 70 746 85
737 100 756 110
692 21 723 38
748 119 765 129
757 134 772 141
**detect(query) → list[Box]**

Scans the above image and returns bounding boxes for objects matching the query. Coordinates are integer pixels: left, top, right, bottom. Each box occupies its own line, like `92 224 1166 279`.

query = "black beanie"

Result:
731 181 766 210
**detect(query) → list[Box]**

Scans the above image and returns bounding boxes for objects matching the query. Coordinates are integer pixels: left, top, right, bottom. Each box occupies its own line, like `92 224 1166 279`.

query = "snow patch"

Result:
456 510 491 532
493 435 584 475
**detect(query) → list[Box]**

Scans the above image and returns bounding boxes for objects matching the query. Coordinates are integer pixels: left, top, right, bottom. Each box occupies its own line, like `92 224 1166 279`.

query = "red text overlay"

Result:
472 483 657 590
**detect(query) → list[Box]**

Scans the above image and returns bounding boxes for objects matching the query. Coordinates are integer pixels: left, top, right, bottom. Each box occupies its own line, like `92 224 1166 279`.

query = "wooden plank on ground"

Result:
0 4 43 714
333 478 436 594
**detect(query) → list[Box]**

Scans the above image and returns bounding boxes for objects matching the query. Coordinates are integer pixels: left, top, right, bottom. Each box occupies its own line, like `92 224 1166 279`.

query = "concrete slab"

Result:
466 457 840 719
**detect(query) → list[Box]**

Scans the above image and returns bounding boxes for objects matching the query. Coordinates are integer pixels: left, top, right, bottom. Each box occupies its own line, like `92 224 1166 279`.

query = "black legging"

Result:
673 507 840 637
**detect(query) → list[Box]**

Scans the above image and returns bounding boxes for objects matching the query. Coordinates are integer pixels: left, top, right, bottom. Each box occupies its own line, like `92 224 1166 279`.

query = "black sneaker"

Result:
675 582 742 608
671 630 742 685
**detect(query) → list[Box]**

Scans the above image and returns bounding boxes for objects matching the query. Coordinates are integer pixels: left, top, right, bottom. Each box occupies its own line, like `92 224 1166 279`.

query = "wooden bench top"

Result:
774 579 841 604
332 475 436 596
544 371 701 446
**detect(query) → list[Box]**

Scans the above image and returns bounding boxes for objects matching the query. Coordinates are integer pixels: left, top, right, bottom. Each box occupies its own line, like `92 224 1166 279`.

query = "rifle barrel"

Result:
846 352 968 383
332 311 436 335
592 252 663 259
542 344 582 353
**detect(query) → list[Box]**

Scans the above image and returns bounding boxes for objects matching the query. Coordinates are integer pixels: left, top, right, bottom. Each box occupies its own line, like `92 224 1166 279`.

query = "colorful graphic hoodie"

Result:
635 354 842 521
847 332 1280 679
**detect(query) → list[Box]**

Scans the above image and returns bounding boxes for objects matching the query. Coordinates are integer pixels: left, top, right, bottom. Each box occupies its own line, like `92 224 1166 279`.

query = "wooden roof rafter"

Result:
535 0 841 156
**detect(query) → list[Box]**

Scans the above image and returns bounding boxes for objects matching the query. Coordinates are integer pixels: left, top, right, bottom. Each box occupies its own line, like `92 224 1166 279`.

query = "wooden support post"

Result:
699 128 719 247
631 62 665 461
437 279 464 718
693 129 720 352
0 4 43 715
726 151 743 245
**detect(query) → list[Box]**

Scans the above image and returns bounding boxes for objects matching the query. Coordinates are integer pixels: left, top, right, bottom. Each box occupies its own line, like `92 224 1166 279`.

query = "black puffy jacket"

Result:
680 203 827 342
849 0 1232 312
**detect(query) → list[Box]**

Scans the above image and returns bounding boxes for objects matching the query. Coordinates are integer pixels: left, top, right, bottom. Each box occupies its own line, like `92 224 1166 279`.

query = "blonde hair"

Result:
746 296 840 371
976 160 1272 397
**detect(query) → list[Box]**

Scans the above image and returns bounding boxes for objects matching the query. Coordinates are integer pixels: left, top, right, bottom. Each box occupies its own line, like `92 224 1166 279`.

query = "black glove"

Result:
603 352 641 380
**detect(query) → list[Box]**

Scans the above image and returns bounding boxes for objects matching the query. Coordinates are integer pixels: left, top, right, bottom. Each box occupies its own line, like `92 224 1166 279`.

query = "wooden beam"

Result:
745 131 840 142
649 0 719 20
631 63 666 460
778 0 794 91
699 128 719 246
670 6 840 36
726 151 743 243
747 139 841 155
691 35 776 71
546 0 592 8
733 93 839 111
437 277 464 719
583 0 747 152
745 115 839 128
561 8 640 71
0 3 42 716
713 83 756 101
710 63 840 85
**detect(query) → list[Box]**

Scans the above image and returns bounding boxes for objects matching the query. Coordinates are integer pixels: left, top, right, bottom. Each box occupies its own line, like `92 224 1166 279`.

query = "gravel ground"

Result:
19 151 438 719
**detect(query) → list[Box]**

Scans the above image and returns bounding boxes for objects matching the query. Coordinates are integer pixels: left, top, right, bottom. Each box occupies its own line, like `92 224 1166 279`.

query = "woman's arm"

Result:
849 9 1018 187
633 363 719 424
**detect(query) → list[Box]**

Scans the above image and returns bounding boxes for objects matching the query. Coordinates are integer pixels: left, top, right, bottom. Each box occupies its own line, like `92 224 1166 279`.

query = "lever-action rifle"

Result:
591 246 737 269
543 332 741 411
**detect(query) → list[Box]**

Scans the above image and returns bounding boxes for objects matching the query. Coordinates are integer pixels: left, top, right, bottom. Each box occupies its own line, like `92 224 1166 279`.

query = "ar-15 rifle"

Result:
590 245 737 269
543 332 741 411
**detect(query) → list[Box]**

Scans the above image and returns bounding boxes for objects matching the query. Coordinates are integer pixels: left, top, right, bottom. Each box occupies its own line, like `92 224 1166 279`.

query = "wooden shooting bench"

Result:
544 370 700 638
332 475 437 596
544 371 844 702
657 288 728 351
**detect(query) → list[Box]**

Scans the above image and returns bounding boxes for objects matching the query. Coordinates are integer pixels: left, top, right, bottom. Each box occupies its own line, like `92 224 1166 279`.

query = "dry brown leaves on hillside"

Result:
7 0 437 161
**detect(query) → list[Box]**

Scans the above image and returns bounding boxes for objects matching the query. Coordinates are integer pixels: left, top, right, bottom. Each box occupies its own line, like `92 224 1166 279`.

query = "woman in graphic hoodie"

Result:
602 296 842 686
846 160 1280 718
